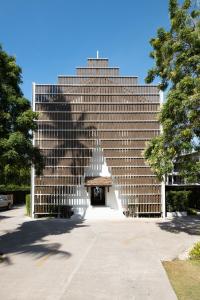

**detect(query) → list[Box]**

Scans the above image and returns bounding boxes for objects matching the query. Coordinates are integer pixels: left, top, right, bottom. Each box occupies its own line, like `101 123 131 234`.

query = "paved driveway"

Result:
0 206 200 300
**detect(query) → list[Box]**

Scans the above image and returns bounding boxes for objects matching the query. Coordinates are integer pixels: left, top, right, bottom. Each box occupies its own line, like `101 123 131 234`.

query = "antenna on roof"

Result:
96 50 99 59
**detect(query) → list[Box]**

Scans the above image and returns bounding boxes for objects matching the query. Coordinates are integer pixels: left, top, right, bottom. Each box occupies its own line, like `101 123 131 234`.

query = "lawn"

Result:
163 260 200 300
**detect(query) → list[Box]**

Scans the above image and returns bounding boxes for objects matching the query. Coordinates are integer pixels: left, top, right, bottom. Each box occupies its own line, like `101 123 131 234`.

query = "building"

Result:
166 151 200 186
31 57 165 218
166 151 200 210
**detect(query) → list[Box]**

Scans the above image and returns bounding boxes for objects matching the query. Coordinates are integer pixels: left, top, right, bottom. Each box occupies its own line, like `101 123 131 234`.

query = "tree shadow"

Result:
0 217 87 265
157 216 200 235
38 86 97 176
34 86 98 212
33 85 101 214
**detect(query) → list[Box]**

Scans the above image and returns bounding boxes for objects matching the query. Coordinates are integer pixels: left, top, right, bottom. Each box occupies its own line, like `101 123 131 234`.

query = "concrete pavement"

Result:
0 206 200 300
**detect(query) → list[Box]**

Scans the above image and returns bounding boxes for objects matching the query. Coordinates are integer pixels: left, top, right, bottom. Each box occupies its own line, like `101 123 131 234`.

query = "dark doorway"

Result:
91 186 105 206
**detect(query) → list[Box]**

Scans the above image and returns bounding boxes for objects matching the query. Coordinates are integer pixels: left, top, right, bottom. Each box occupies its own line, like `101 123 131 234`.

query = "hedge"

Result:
26 194 31 216
0 185 30 193
166 190 191 212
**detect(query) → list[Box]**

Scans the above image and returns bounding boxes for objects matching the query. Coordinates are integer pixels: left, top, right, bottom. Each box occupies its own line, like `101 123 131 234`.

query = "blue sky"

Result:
0 0 170 100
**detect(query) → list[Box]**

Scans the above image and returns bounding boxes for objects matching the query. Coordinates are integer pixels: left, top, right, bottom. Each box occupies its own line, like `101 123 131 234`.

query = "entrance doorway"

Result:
91 186 105 206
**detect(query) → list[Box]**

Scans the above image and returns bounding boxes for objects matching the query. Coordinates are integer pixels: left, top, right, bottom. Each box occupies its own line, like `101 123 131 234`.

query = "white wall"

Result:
70 143 123 217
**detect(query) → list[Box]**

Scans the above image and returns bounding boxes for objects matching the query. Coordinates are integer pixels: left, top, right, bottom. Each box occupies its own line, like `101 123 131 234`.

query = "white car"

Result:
0 195 13 210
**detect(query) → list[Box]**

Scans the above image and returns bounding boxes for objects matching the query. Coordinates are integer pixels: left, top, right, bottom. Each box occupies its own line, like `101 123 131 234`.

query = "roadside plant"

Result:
189 241 200 260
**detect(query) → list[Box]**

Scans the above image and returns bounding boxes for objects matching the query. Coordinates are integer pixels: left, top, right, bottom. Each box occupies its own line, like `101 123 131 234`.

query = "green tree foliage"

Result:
144 0 200 182
0 45 44 185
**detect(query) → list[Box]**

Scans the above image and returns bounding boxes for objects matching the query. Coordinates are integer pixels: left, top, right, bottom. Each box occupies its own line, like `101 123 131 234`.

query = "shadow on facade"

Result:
156 216 200 235
0 217 87 265
42 87 97 174
35 87 97 215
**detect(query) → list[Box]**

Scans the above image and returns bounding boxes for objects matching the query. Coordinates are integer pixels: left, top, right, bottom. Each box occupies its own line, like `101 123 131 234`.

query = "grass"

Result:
163 260 200 300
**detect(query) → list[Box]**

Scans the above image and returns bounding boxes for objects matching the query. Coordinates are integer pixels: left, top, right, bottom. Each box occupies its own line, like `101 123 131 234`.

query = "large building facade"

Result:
32 57 165 218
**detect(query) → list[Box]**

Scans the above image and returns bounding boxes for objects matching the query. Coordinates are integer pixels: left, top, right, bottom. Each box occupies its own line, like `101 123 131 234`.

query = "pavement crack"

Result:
59 235 97 299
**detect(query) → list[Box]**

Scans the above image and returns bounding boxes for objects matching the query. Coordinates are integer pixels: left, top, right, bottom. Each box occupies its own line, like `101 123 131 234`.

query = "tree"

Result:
0 44 44 186
144 0 200 182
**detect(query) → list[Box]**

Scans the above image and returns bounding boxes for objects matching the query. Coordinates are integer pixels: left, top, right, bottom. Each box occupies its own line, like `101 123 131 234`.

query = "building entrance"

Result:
91 186 105 206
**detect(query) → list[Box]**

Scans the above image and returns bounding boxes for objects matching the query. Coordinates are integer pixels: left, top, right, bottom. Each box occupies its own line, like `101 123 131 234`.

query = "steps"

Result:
84 206 125 220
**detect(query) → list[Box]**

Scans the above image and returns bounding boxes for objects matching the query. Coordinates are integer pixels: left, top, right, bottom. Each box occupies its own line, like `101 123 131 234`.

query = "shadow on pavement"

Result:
0 205 23 215
0 215 11 221
0 218 87 265
157 216 200 235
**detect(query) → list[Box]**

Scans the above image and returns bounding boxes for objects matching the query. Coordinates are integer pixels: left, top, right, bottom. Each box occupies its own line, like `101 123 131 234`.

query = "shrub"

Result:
26 194 31 216
0 185 30 193
166 190 191 212
189 242 200 260
187 208 197 215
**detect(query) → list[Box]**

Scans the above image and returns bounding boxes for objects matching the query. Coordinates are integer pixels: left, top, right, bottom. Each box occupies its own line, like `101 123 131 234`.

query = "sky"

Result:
0 0 170 100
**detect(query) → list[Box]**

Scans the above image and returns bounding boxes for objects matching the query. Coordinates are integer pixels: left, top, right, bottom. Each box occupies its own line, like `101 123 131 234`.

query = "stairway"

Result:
84 206 125 220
